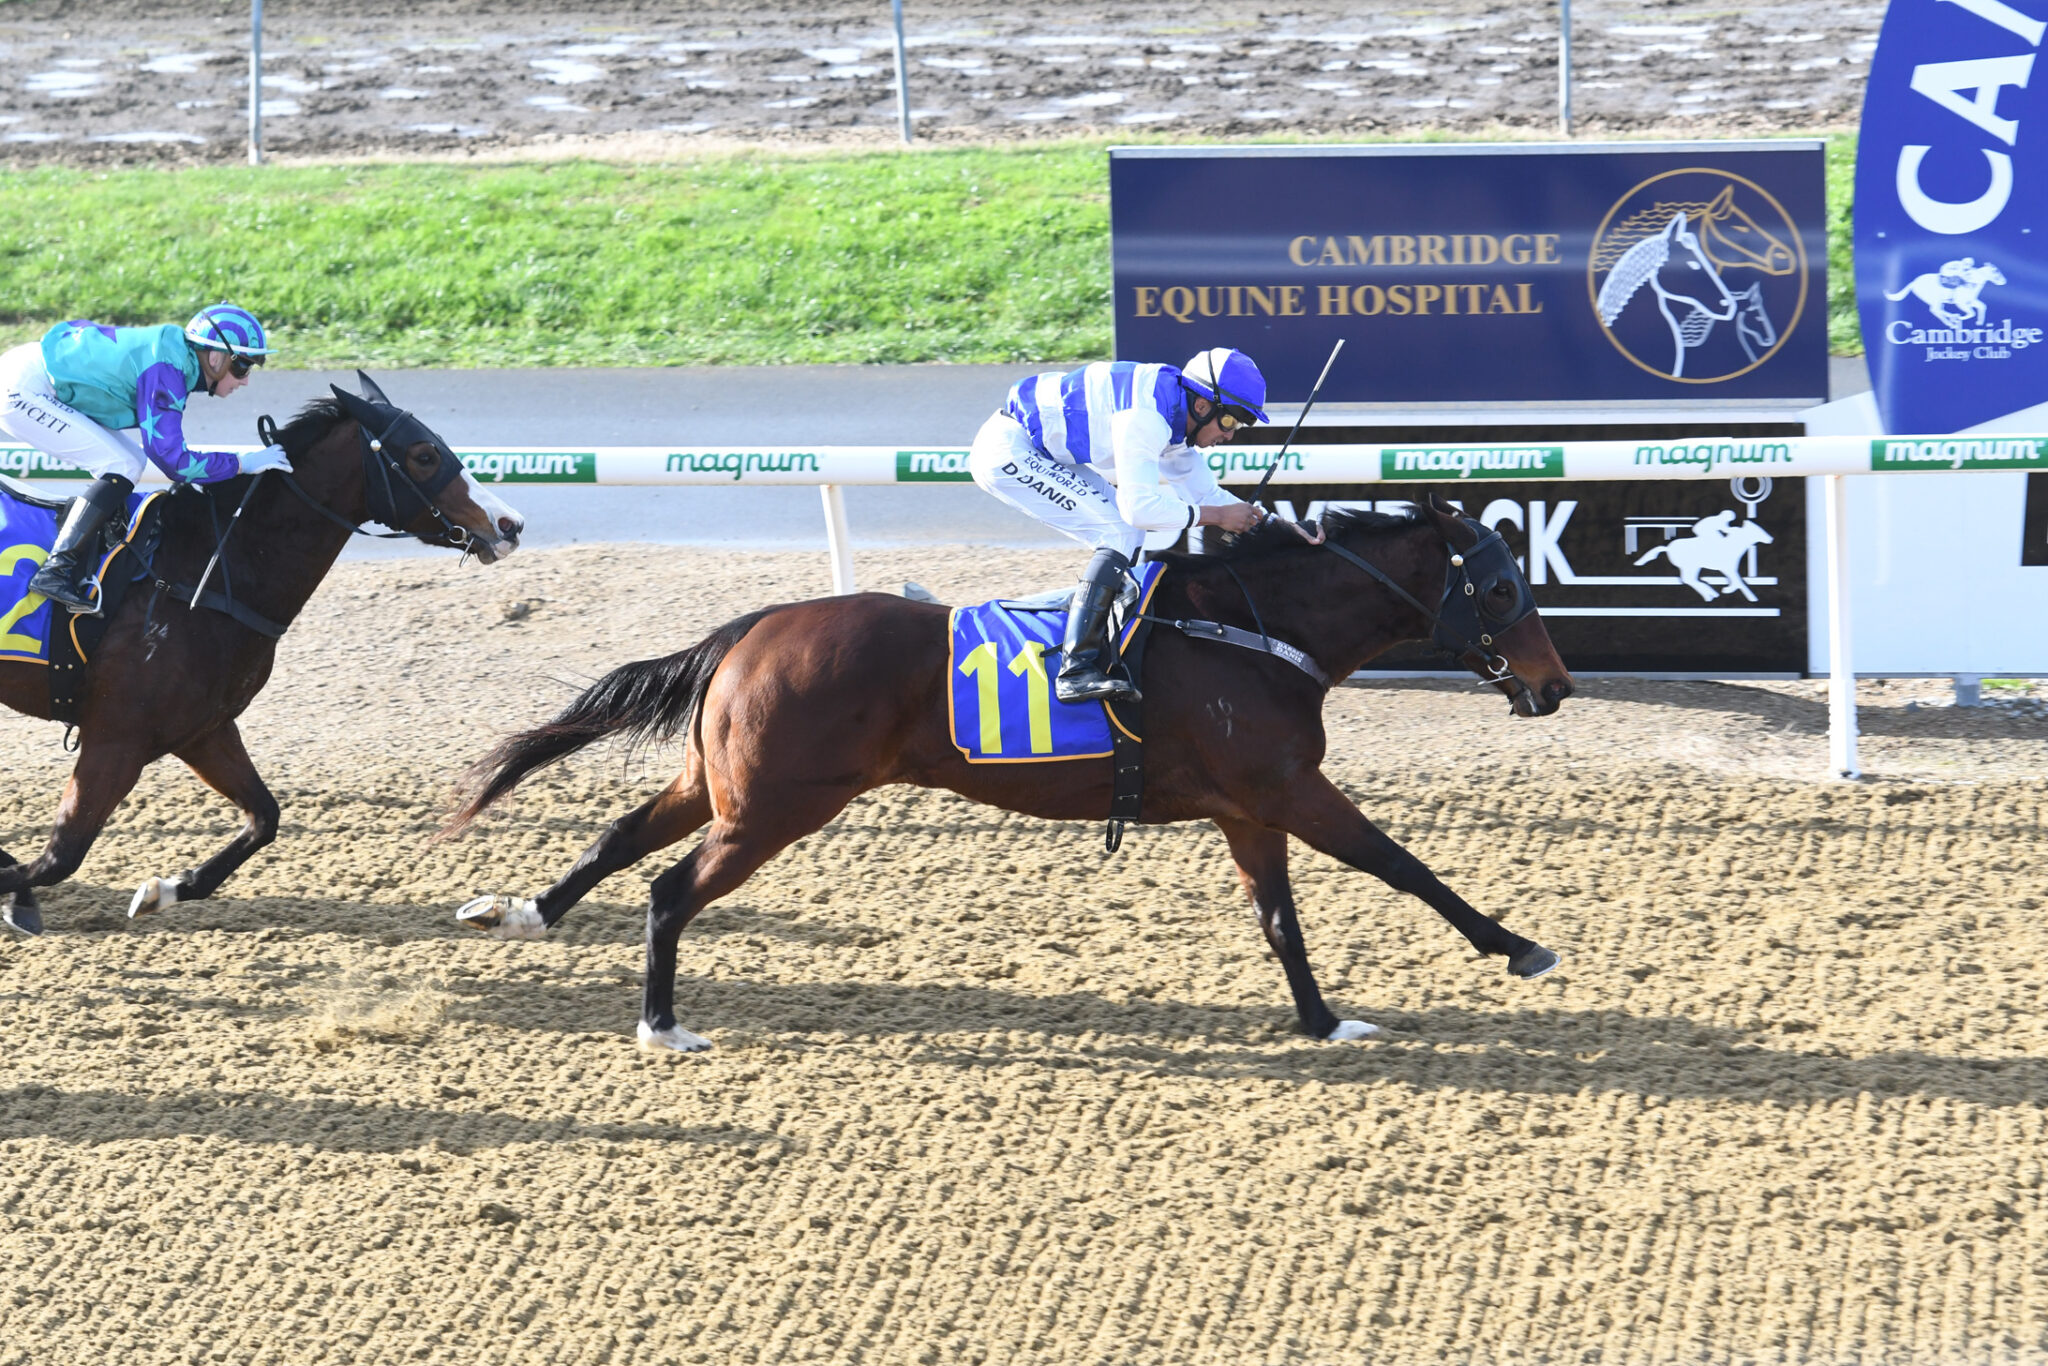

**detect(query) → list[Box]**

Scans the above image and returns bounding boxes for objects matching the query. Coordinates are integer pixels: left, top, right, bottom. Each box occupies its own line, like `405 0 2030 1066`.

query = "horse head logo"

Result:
1589 169 1809 383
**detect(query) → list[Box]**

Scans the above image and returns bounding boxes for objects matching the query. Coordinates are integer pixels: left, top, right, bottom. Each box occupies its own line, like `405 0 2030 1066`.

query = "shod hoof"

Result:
455 894 546 940
637 1021 712 1053
3 897 42 938
1507 945 1562 979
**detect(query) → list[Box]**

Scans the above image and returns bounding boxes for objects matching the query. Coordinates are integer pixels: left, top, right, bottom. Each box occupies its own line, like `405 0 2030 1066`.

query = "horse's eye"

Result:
411 448 436 470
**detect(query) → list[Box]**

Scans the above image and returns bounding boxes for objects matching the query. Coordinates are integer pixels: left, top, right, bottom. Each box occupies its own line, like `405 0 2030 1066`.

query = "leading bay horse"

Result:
0 374 525 935
446 496 1576 1050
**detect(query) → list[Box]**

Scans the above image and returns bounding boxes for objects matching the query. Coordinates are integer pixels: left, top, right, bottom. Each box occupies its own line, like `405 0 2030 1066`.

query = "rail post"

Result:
1824 473 1860 779
821 484 857 594
248 0 264 165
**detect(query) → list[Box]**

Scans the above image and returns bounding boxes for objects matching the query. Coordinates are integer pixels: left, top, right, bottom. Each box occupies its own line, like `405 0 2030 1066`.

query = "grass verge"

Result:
0 135 1863 369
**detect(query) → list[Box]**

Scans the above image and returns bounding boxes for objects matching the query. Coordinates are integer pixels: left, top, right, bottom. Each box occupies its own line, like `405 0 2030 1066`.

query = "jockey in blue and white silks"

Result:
968 347 1311 704
0 303 294 615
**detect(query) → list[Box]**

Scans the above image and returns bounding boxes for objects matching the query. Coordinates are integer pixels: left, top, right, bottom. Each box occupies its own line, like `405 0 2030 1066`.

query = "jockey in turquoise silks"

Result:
0 303 294 615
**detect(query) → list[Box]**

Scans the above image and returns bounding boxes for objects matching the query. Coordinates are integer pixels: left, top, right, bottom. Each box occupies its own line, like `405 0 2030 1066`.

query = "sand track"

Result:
2 544 2045 1364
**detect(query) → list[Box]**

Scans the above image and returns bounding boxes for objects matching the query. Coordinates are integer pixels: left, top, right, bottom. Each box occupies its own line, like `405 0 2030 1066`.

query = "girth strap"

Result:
153 578 290 639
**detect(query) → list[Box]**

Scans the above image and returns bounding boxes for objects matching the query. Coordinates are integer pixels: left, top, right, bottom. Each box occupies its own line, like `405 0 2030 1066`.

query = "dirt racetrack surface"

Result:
0 0 1877 164
2 542 2045 1364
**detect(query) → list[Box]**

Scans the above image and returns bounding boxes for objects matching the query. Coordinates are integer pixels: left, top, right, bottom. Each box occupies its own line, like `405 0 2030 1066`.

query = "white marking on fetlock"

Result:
128 876 185 919
637 1020 711 1053
454 894 546 940
1326 1019 1381 1042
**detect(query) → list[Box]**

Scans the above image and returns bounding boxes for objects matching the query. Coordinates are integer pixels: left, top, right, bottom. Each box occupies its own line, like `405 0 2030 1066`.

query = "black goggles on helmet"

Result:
204 314 265 378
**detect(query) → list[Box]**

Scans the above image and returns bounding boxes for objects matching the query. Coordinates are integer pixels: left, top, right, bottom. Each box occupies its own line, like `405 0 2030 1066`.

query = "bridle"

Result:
269 379 479 553
1317 518 1542 706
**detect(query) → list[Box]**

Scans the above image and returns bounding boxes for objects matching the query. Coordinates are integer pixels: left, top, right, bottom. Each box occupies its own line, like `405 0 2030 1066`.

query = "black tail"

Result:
441 607 777 837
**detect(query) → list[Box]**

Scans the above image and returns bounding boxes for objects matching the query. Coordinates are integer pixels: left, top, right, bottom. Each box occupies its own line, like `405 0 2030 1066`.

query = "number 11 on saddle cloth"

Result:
946 561 1165 763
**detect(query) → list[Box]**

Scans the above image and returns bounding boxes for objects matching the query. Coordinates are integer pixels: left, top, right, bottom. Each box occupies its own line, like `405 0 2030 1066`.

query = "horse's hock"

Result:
0 542 2043 1366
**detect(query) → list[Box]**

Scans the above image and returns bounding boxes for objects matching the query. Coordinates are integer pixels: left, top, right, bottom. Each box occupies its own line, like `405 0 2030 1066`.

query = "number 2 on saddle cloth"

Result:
947 562 1166 762
0 484 160 668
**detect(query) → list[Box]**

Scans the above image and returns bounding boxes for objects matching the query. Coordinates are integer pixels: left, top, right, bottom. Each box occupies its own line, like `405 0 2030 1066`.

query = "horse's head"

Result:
1657 213 1738 314
1421 494 1575 717
1702 184 1795 276
327 373 525 562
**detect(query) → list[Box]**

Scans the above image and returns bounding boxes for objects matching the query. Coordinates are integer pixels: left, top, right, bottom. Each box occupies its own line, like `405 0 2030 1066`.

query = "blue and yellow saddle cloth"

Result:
948 560 1164 763
0 485 158 665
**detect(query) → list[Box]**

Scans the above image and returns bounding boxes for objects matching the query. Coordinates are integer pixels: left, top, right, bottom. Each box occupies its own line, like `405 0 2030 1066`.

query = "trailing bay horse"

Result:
0 374 525 935
445 497 1576 1051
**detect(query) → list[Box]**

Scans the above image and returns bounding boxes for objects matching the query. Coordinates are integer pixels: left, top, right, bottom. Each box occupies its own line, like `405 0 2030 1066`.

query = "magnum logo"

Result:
1588 168 1809 384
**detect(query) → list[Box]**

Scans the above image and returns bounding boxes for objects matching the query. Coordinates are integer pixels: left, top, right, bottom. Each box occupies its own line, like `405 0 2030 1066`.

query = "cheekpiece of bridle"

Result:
324 373 473 547
1318 516 1541 702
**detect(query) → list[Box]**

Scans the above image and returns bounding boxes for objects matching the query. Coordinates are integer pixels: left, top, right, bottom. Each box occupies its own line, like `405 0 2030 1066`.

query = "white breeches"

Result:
968 412 1145 559
0 343 147 482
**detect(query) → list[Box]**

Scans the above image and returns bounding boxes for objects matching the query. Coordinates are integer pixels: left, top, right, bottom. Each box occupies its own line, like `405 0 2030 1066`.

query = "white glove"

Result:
238 443 293 476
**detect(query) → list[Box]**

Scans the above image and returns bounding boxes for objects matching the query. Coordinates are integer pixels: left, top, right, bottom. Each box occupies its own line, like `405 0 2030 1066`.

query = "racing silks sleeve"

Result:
135 363 241 484
1107 405 1205 532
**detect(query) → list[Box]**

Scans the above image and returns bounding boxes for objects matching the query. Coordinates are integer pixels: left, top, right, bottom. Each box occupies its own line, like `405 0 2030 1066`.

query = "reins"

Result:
1144 521 1537 696
145 404 476 643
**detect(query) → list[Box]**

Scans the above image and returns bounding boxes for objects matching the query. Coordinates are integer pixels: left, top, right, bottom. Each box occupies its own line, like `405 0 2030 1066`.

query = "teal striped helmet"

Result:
184 302 275 357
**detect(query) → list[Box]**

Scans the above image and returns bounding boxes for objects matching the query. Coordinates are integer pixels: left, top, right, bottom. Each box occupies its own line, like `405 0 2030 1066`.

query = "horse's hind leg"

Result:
131 722 279 918
1274 773 1559 979
456 770 713 940
638 790 854 1052
1 851 40 937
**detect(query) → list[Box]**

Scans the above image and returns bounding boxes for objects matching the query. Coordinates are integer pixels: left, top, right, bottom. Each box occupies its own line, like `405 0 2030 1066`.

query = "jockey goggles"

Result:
202 314 266 378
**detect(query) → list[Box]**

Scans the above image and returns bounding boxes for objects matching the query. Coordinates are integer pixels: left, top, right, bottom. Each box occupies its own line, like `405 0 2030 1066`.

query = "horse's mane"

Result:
271 396 353 459
1151 504 1424 574
152 397 355 529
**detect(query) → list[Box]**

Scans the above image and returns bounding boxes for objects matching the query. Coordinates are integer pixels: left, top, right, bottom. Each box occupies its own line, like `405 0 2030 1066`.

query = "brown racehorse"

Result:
445 497 1575 1051
0 377 525 935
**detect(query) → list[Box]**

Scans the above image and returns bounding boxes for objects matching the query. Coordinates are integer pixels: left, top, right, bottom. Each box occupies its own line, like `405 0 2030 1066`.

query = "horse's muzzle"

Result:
1508 674 1574 717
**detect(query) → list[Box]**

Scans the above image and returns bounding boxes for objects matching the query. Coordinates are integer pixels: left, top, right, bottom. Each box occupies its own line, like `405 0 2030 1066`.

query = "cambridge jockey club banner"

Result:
1181 480 1808 675
1855 0 2048 433
1109 142 1829 404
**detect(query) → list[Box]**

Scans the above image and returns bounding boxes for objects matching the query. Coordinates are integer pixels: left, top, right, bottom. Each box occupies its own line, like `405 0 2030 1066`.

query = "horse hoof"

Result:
3 897 42 937
1326 1019 1381 1042
129 876 184 919
455 894 545 941
637 1020 711 1053
1508 945 1562 979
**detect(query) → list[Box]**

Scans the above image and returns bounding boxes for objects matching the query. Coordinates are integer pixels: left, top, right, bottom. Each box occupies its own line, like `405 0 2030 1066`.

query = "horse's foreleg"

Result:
130 722 279 918
639 792 852 1052
1216 818 1373 1041
0 742 149 934
1274 774 1559 978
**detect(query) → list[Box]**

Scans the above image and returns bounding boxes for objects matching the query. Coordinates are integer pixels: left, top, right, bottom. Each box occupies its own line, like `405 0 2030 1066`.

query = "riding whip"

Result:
1249 337 1346 507
189 415 277 610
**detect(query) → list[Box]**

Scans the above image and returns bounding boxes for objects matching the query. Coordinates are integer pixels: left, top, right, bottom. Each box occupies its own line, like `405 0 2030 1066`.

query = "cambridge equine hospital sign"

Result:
1109 142 1829 403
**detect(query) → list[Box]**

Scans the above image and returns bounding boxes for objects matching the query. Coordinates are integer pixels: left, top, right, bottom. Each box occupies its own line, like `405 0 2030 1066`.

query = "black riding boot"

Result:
1055 547 1142 704
27 473 132 616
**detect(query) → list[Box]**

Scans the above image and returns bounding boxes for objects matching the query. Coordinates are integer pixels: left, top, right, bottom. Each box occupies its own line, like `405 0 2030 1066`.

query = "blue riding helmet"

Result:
1180 347 1269 424
183 302 276 358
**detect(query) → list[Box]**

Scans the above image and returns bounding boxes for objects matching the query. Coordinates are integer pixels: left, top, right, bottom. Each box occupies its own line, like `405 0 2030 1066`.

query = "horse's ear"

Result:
1709 185 1733 211
1422 492 1478 548
1662 213 1685 238
330 383 379 427
356 370 394 407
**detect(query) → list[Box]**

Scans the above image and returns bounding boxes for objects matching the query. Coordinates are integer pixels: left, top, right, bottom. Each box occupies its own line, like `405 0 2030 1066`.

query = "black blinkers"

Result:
1431 522 1539 660
328 373 465 533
